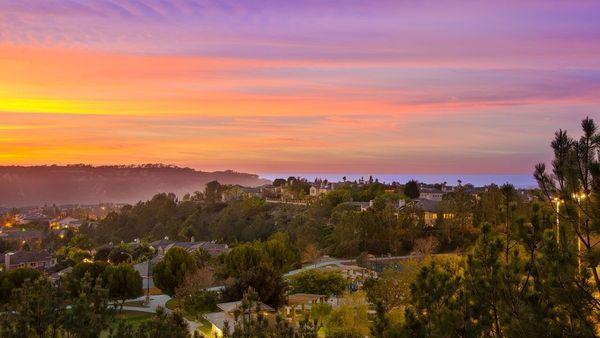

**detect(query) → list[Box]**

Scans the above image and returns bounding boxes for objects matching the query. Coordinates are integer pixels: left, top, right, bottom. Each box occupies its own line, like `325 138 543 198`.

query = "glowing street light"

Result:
552 197 563 243
571 192 587 271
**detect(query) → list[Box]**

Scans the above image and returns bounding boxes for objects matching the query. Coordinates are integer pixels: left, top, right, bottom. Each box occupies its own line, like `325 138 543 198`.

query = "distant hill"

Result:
0 164 270 207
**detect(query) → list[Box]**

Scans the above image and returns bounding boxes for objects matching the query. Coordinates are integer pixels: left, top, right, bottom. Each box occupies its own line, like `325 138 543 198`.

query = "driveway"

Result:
121 294 201 335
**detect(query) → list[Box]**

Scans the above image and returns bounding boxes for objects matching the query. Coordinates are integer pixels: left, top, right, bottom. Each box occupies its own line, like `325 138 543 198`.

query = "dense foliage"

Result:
288 270 347 296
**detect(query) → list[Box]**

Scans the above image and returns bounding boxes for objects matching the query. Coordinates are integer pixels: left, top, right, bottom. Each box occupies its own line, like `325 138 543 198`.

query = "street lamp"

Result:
120 251 133 264
572 192 587 271
145 246 155 305
552 197 562 243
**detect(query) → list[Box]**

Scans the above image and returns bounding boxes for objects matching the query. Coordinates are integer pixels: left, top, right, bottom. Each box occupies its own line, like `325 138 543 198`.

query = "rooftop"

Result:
217 301 275 314
5 251 53 265
287 293 325 305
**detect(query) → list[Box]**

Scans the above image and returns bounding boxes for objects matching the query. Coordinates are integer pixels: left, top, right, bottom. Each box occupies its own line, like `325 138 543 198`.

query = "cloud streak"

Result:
0 1 599 173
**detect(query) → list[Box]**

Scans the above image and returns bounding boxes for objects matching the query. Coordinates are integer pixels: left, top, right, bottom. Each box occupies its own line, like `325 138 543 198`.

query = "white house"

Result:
419 188 445 201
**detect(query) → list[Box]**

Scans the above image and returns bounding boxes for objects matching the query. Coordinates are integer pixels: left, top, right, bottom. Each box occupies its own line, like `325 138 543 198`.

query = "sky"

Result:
1 1 599 174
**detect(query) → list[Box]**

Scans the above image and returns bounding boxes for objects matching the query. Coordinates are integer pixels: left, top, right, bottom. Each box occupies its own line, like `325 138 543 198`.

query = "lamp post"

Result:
120 251 133 264
572 192 586 272
145 247 155 305
552 197 562 244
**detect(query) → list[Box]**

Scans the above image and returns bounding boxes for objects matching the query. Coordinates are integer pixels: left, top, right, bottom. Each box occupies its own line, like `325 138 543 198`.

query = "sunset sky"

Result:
1 1 599 174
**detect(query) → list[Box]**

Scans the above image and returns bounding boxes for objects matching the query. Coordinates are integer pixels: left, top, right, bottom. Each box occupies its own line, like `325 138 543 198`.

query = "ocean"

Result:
258 173 537 189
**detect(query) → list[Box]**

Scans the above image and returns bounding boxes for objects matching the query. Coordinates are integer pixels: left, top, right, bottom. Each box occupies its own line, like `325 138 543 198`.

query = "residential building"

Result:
221 184 275 202
14 211 49 225
204 300 276 337
3 251 56 271
309 183 335 197
284 293 326 321
150 238 229 257
0 229 43 248
50 216 83 230
347 199 406 212
414 198 457 226
419 187 446 201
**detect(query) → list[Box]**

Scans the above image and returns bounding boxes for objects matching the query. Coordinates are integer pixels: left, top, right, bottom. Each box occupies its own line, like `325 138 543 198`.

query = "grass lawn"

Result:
165 298 198 321
122 300 146 307
114 311 154 326
99 310 154 337
196 317 214 337
165 297 179 311
165 297 214 336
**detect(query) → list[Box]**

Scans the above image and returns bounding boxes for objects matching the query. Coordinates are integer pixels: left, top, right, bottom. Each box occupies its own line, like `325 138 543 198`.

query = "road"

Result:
121 294 201 335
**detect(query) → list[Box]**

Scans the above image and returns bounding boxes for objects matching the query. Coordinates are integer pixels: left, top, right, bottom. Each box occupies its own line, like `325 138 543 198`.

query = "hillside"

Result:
0 164 270 207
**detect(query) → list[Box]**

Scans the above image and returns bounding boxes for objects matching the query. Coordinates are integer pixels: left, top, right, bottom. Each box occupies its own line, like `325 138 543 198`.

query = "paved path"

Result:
121 294 201 335
283 255 414 276
284 258 354 276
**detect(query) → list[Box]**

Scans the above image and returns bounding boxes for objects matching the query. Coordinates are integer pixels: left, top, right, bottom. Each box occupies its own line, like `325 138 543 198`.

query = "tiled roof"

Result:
5 251 53 265
416 199 440 212
217 301 275 313
0 230 43 240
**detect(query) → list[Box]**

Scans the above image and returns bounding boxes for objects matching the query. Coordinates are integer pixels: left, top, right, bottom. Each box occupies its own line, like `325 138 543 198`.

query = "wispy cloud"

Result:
0 1 599 172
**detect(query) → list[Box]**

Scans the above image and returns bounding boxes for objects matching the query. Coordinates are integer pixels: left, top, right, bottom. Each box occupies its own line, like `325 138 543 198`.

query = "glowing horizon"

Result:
1 1 600 174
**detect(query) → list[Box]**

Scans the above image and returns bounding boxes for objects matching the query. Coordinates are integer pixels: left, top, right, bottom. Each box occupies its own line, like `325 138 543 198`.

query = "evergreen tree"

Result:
404 180 420 199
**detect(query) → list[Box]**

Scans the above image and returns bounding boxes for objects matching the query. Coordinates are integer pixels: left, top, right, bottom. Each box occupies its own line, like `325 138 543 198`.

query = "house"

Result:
345 199 406 212
414 199 455 226
133 255 162 290
150 238 229 257
284 293 326 321
419 187 446 201
50 216 83 230
309 183 335 197
0 229 43 249
221 184 275 202
204 300 276 337
14 211 49 225
3 251 57 271
415 199 440 226
316 264 376 282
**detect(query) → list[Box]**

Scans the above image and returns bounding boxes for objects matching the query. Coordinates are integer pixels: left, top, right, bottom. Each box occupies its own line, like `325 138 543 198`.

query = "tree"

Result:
135 307 189 338
404 180 420 199
437 186 478 249
301 243 321 264
363 260 422 312
220 242 264 278
204 180 223 204
153 247 197 296
411 236 439 256
323 291 370 337
370 301 389 338
534 117 600 296
310 302 332 333
403 259 468 337
500 183 516 261
0 267 41 303
5 277 66 337
175 268 217 315
262 234 300 272
66 261 109 295
223 263 287 308
62 273 113 338
288 270 347 296
192 247 211 268
103 263 143 311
